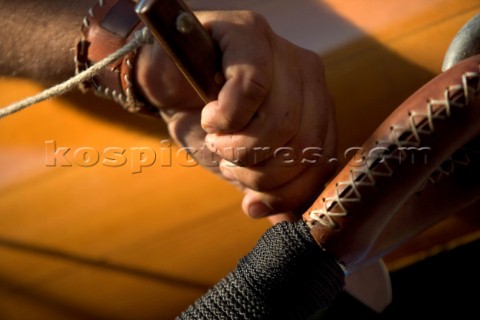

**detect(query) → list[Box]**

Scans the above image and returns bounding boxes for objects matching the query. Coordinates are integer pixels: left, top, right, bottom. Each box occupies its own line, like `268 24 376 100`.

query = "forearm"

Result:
0 0 96 83
179 221 345 319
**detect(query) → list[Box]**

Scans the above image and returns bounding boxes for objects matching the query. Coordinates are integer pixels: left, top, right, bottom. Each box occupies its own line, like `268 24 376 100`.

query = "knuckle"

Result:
243 170 283 192
282 115 299 139
222 165 272 192
304 50 326 77
219 151 249 167
218 111 246 132
239 11 270 33
242 69 269 105
244 172 269 191
220 71 269 131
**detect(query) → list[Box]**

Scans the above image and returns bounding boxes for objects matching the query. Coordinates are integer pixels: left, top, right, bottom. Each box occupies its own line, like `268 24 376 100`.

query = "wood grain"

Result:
0 0 479 318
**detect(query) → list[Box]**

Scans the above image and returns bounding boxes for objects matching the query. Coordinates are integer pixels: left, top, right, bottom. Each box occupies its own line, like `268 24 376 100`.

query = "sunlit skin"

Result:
136 11 337 221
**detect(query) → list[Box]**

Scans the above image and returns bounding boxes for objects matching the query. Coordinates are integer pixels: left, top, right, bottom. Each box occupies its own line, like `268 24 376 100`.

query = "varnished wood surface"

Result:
0 82 270 319
1 0 479 319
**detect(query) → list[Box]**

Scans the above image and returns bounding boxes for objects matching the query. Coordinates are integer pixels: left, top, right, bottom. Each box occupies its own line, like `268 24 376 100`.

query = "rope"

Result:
0 27 153 119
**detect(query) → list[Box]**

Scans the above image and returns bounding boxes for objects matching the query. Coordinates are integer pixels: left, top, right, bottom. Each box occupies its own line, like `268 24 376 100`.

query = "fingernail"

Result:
204 135 216 151
248 202 273 218
220 163 236 180
201 105 219 134
202 122 217 134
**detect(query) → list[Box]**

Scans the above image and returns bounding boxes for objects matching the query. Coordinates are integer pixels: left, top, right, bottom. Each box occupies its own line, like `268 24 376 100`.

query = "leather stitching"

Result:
75 0 158 116
307 68 480 229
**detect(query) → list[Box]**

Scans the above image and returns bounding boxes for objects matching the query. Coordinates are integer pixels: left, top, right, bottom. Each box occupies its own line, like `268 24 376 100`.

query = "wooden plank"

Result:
323 8 480 164
0 0 478 318
0 79 270 317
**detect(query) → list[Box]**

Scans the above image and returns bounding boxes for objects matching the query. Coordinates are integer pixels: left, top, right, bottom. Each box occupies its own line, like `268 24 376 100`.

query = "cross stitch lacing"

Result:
308 69 480 229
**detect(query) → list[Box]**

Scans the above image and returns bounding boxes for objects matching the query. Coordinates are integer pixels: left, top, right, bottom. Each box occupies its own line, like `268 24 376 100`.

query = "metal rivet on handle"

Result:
176 11 195 34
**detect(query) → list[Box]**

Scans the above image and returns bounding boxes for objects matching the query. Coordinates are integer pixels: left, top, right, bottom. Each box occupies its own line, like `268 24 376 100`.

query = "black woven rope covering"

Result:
178 220 345 320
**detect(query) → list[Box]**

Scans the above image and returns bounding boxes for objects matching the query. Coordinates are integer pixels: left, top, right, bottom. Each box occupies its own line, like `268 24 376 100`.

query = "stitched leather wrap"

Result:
303 55 480 269
76 0 158 116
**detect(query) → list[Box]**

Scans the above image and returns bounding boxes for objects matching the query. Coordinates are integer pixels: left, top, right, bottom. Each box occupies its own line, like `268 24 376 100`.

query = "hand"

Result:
135 11 337 219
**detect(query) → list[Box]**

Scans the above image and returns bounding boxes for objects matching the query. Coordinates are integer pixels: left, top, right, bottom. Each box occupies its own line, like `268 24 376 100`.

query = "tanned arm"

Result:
0 0 97 83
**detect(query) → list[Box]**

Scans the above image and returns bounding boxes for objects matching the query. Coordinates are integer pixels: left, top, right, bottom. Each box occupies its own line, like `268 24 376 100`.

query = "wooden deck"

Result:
0 0 479 319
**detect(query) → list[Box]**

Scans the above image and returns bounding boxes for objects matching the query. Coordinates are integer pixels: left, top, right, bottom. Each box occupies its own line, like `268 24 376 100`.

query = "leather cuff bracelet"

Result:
75 0 159 116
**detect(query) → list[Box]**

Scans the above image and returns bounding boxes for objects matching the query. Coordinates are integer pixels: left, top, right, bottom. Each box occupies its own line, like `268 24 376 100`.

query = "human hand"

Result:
135 11 337 219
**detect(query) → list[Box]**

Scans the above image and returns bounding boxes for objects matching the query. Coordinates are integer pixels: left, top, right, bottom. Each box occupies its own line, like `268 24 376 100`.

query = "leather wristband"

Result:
75 0 159 116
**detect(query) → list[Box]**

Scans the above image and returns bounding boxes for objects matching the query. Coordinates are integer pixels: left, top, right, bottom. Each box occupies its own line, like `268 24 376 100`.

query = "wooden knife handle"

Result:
135 0 224 103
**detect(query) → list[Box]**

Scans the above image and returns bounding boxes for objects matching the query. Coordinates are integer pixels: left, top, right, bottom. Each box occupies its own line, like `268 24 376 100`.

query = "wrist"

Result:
75 0 159 116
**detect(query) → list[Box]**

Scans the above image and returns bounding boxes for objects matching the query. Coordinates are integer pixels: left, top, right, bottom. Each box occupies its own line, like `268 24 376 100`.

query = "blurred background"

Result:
0 0 479 319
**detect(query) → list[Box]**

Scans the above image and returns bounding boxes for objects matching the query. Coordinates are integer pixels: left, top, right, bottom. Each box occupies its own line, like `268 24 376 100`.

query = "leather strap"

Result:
75 0 159 116
303 55 480 270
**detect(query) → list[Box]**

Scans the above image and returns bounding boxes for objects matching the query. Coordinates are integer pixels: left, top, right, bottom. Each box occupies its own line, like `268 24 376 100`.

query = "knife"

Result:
135 0 224 104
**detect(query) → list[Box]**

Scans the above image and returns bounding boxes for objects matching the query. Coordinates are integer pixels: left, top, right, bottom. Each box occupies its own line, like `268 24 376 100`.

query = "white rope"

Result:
0 27 153 119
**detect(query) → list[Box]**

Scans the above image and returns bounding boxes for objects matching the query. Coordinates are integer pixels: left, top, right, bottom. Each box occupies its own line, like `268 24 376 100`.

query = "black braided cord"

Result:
177 220 345 320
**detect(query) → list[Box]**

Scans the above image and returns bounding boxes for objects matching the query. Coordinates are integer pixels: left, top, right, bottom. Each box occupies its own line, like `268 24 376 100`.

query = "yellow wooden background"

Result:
1 0 479 319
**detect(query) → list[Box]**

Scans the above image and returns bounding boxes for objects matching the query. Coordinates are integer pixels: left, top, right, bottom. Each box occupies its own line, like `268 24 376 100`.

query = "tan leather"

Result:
76 0 158 115
136 0 224 103
303 54 480 270
368 138 480 262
